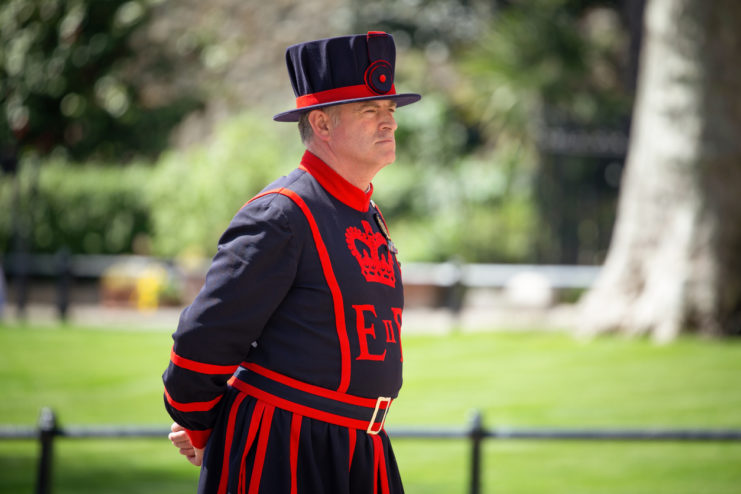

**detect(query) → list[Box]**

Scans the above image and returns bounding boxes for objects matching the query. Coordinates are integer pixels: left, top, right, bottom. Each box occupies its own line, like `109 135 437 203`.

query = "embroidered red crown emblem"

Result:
345 221 396 287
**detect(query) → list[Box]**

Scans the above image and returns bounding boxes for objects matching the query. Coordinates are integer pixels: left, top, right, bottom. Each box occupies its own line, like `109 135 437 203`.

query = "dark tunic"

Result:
163 150 405 493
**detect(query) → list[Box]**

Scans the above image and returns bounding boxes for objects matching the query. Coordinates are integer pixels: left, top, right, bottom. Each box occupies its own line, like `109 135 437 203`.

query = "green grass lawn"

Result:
1 323 740 493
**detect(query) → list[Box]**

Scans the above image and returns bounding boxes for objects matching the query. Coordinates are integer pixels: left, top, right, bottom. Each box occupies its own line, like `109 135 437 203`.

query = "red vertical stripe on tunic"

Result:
248 404 275 494
348 428 357 471
372 434 390 494
245 188 352 393
238 401 266 494
289 413 303 494
217 391 248 494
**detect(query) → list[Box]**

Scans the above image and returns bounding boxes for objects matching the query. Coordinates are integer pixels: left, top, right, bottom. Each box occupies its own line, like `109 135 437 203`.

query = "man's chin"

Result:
377 144 396 160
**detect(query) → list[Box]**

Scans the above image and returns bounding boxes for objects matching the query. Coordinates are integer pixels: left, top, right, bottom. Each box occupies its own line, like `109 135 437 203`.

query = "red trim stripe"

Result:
230 379 380 431
348 429 357 471
170 347 240 375
239 401 265 494
248 404 275 494
290 413 302 494
296 84 396 109
245 188 352 393
380 435 391 494
243 363 386 409
218 391 248 494
372 434 391 494
164 387 222 413
184 427 212 450
372 434 379 494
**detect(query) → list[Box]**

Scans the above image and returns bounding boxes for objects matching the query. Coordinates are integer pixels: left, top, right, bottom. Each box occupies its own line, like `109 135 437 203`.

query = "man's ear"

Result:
308 109 332 141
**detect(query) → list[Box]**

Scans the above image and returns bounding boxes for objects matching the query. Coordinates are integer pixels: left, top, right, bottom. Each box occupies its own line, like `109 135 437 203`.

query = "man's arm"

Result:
162 194 301 443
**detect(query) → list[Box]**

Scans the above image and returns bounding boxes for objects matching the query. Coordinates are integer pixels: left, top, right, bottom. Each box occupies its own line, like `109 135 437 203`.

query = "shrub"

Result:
0 158 151 255
147 112 301 258
0 108 538 264
373 95 538 263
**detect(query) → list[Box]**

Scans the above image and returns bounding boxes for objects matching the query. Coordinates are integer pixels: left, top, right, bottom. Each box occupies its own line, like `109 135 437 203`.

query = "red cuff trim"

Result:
296 84 396 108
164 387 223 413
170 347 240 375
185 428 212 449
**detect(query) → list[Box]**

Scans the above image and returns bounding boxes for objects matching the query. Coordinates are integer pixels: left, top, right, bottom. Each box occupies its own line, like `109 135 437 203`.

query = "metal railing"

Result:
2 252 602 322
2 408 740 494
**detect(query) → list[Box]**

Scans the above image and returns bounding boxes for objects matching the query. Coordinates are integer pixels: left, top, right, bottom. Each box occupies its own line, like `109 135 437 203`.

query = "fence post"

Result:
468 410 484 494
36 407 57 494
56 248 71 322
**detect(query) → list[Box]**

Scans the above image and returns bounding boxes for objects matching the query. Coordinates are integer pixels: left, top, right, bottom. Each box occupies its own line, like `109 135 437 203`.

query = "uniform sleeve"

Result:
162 195 300 446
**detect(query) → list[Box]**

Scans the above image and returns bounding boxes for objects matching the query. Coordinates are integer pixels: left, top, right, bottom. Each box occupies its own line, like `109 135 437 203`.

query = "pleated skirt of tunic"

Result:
198 387 404 494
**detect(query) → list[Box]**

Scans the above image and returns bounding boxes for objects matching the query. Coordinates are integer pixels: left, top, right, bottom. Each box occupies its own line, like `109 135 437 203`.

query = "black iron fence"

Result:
2 408 741 494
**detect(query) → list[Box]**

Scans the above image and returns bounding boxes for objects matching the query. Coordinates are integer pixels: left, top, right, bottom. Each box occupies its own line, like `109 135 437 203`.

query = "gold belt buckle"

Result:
367 396 392 435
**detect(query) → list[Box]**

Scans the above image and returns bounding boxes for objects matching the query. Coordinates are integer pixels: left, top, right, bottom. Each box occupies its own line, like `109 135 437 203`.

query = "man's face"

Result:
326 99 398 172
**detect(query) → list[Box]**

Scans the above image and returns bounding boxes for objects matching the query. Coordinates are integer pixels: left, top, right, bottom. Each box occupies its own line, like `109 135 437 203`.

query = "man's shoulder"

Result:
235 167 328 227
250 166 330 209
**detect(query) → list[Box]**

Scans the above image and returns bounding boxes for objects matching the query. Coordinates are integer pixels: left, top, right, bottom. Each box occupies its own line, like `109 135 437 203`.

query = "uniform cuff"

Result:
185 428 212 449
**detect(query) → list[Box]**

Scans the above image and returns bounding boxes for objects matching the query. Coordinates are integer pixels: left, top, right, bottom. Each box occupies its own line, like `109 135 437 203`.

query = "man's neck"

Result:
305 143 375 191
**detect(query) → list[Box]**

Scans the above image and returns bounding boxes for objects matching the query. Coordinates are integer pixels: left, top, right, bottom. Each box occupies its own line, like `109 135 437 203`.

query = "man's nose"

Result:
381 109 398 131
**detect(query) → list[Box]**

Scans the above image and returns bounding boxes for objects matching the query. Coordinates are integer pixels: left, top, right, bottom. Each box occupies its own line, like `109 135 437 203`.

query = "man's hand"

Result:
168 422 205 467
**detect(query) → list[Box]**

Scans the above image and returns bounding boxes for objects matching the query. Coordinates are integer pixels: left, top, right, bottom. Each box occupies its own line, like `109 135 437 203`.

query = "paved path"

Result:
1 302 579 334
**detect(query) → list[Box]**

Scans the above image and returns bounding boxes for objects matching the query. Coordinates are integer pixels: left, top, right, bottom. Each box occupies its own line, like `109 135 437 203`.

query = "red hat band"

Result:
295 83 397 109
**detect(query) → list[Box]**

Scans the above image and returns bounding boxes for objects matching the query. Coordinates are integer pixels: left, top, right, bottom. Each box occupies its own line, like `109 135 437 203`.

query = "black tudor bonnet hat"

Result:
273 31 421 122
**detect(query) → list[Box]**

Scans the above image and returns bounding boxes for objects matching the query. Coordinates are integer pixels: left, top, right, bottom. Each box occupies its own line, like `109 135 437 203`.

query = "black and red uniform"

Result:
163 150 405 494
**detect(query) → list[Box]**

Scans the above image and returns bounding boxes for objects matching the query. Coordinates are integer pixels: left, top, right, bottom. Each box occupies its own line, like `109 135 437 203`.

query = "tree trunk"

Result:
578 0 741 342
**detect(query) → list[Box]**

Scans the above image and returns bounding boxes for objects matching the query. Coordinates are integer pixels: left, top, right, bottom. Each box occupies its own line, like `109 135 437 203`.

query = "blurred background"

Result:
1 0 740 493
0 0 636 315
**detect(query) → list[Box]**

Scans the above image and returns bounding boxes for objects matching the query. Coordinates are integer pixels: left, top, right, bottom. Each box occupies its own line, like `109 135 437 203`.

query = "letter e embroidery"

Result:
353 304 386 361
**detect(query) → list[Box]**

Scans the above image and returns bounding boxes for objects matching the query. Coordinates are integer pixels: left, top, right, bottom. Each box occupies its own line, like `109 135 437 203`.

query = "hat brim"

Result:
273 92 422 122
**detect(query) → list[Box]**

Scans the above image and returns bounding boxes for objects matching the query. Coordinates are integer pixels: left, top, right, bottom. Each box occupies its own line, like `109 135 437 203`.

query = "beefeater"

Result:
163 31 421 494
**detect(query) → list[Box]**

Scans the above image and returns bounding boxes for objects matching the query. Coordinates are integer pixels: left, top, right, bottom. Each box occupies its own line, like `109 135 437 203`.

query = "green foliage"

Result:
0 113 302 257
375 95 538 262
352 0 633 263
0 0 202 161
0 158 151 254
0 105 535 262
453 0 633 263
460 0 631 129
147 112 302 258
0 177 12 252
0 0 638 263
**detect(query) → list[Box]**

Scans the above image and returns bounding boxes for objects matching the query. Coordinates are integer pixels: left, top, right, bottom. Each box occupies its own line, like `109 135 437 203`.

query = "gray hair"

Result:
298 112 313 145
298 106 341 145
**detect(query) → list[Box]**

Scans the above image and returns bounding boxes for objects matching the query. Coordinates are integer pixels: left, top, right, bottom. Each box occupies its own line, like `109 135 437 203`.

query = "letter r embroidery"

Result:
392 307 403 362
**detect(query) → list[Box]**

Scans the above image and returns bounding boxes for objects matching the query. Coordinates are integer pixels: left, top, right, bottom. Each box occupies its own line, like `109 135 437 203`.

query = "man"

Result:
163 31 420 494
